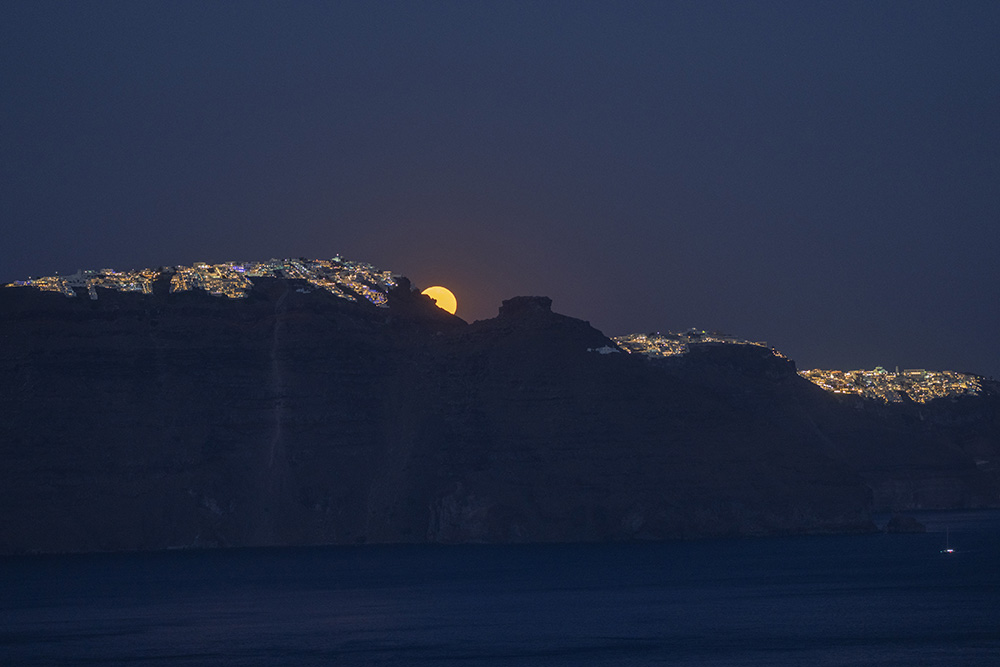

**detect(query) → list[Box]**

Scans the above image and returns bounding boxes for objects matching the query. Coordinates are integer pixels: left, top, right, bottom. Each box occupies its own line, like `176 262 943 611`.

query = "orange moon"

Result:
421 286 457 314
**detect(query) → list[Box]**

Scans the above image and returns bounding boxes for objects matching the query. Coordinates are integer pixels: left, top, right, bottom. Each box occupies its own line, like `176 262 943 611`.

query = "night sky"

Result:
3 1 998 377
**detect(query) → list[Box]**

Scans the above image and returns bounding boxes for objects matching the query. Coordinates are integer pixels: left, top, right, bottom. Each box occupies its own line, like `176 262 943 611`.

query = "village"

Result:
5 257 397 307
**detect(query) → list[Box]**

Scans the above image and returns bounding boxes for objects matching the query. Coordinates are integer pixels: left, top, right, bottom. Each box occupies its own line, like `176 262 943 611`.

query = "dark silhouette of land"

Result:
1 279 997 553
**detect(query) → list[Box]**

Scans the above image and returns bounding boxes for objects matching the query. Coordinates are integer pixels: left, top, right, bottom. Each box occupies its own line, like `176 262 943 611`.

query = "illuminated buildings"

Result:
797 367 981 403
613 330 775 358
5 257 398 307
614 331 980 403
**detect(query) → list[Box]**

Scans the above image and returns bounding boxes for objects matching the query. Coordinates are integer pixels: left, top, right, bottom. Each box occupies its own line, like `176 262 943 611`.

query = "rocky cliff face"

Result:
1 283 996 553
794 381 1000 512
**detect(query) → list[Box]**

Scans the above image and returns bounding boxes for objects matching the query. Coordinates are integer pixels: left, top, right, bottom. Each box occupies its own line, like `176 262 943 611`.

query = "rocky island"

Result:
1 258 997 554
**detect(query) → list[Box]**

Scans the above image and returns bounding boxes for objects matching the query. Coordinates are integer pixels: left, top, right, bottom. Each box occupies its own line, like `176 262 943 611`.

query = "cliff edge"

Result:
1 283 996 553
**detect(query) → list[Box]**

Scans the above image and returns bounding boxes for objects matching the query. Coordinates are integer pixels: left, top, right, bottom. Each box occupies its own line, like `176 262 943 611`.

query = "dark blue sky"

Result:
3 1 998 376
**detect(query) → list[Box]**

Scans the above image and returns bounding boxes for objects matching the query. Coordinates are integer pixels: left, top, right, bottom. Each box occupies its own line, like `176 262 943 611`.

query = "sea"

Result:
2 510 998 666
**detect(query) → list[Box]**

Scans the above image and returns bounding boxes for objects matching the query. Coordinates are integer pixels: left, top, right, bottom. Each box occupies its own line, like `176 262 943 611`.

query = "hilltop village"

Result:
614 330 777 357
797 367 981 404
613 331 982 404
5 257 397 307
5 258 983 405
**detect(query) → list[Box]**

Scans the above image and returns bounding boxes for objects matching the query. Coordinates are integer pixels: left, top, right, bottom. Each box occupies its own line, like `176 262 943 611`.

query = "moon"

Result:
421 286 457 315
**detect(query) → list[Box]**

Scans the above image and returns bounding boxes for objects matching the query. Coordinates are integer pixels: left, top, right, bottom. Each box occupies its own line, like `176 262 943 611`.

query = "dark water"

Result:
3 511 999 666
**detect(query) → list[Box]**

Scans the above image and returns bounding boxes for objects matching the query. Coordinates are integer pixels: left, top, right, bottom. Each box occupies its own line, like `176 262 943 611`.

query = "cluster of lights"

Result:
613 330 779 358
614 331 979 404
5 257 398 307
6 267 161 299
797 367 981 403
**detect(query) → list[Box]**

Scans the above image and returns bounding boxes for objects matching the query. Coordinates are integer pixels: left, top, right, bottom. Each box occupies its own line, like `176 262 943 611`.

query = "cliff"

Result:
1 283 996 553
